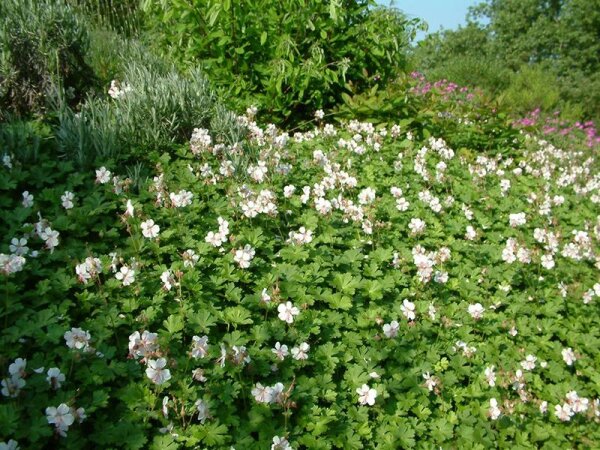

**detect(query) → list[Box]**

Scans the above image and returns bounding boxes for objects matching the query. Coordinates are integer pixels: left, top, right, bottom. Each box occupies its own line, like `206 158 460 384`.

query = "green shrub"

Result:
66 0 143 36
498 65 561 115
0 0 96 120
142 0 417 125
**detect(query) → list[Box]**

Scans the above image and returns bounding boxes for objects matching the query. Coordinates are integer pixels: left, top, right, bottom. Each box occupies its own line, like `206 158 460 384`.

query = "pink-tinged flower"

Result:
64 328 91 351
488 398 501 420
291 342 309 360
145 358 171 385
561 348 577 366
141 219 160 238
128 330 158 359
191 335 209 359
271 436 292 450
356 384 377 405
382 320 399 338
272 342 289 360
95 167 111 184
277 301 300 324
468 303 485 319
554 403 573 421
46 367 65 390
46 403 74 437
115 265 135 286
195 399 209 423
234 245 255 268
401 299 416 321
520 354 537 371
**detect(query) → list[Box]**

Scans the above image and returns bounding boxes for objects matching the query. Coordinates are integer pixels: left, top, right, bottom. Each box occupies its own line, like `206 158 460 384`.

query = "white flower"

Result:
539 401 548 414
61 191 75 209
64 328 91 351
195 399 209 423
358 187 376 205
0 439 19 450
128 330 158 359
39 227 59 251
0 254 26 275
146 358 171 385
75 256 102 283
314 109 325 120
488 398 501 420
465 226 477 240
509 212 526 227
271 436 292 450
160 270 176 291
108 80 131 99
408 218 426 235
2 154 12 169
190 128 212 154
261 288 272 303
124 199 135 217
8 358 26 378
356 384 377 406
234 245 255 269
248 161 268 182
541 254 555 269
252 383 273 403
288 227 313 245
192 368 207 382
191 336 209 359
205 231 225 247
272 342 289 360
9 238 28 256
1 376 25 397
169 190 193 207
382 320 399 338
283 185 296 198
521 354 537 371
291 342 310 360
46 368 66 390
401 299 416 321
115 265 135 286
315 197 332 215
277 301 300 324
396 197 410 211
428 302 437 320
422 372 437 392
95 167 111 184
46 403 74 437
468 303 485 320
554 403 573 421
182 249 199 268
566 391 589 413
21 191 33 208
484 366 496 387
141 219 160 238
561 348 577 366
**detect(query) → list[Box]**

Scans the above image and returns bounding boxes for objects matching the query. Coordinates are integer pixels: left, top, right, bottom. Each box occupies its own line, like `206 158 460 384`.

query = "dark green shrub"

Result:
142 0 418 125
0 0 96 120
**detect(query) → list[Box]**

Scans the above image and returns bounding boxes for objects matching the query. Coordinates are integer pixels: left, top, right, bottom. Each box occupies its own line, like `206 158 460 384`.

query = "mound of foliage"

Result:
142 0 418 126
1 95 600 448
413 0 600 122
0 0 97 120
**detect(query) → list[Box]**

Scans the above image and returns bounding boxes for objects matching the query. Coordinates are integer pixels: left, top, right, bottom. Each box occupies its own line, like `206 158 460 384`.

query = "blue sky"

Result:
377 0 483 41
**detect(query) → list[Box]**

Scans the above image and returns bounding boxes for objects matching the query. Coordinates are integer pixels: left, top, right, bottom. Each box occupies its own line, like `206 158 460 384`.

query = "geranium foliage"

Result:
1 108 599 448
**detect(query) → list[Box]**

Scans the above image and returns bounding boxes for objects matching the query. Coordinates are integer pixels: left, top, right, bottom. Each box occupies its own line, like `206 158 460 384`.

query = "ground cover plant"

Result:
1 96 600 448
